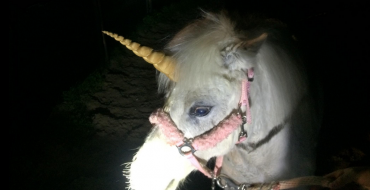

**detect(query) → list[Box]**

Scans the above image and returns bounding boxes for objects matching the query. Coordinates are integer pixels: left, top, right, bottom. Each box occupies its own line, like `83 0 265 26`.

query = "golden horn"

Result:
102 31 176 81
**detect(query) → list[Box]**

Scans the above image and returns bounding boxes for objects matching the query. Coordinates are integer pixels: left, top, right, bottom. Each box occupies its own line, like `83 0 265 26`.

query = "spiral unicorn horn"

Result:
102 31 176 81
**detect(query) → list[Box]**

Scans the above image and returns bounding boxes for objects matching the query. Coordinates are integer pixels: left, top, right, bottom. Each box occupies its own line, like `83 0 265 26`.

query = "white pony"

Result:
104 11 320 190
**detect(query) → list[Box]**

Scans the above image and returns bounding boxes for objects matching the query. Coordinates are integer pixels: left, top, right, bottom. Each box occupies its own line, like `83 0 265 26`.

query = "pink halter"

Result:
148 69 254 178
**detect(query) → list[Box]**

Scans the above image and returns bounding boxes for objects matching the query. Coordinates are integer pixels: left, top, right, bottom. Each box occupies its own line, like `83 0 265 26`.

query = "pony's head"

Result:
105 11 312 190
105 12 268 159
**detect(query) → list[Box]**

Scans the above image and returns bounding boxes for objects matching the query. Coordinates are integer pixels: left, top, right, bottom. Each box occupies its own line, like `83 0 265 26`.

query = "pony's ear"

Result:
221 33 268 70
241 33 268 52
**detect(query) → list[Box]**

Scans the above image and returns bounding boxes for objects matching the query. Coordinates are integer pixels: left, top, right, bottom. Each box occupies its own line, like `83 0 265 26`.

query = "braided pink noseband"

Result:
149 109 243 151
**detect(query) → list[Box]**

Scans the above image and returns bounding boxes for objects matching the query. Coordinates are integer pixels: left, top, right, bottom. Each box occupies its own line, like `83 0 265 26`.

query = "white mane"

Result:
158 12 241 92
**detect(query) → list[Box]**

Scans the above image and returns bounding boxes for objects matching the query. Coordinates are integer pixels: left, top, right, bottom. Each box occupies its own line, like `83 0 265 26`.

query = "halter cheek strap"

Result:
241 68 254 125
238 68 254 142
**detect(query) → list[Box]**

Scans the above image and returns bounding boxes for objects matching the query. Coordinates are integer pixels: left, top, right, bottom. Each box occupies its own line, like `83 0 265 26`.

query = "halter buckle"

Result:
238 116 248 142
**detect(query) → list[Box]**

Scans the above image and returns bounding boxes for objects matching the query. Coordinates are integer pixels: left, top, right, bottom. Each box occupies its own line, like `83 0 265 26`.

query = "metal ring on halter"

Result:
216 175 244 190
238 116 248 140
216 176 228 189
176 138 195 156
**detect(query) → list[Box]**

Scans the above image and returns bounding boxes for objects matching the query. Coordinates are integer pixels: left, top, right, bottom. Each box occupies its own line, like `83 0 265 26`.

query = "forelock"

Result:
158 12 242 94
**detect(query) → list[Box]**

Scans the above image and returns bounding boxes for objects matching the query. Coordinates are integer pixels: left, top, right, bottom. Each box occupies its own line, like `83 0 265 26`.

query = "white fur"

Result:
126 127 194 190
126 12 320 190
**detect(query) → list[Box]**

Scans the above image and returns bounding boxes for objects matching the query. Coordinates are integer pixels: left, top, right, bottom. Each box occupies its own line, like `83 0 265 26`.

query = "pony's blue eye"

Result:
190 106 212 117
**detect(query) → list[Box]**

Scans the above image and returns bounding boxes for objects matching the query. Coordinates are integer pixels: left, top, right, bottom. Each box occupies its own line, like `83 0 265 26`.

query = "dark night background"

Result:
10 0 369 190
